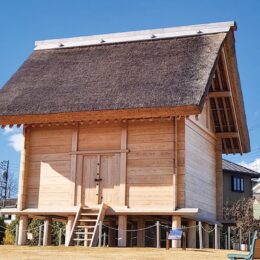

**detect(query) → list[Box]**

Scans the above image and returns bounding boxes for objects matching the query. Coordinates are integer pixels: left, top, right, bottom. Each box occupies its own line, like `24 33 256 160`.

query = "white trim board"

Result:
35 21 236 50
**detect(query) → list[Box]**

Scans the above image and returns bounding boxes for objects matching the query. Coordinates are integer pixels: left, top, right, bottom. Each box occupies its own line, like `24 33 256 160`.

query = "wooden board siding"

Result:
185 118 217 218
78 124 121 151
126 120 175 209
26 126 73 208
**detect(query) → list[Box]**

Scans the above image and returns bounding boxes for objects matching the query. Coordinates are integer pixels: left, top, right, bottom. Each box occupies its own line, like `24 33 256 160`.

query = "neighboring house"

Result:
223 159 260 205
0 21 250 248
0 198 17 225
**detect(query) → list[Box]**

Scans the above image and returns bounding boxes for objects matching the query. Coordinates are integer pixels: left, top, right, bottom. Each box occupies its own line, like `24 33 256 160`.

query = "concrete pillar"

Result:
118 215 127 247
137 218 145 247
65 215 74 246
187 220 196 248
18 215 28 245
43 217 52 246
203 223 209 248
172 216 181 248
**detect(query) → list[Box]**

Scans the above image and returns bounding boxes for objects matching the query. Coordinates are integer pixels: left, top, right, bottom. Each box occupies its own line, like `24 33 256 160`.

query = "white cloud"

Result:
8 133 24 152
239 158 260 173
3 126 15 135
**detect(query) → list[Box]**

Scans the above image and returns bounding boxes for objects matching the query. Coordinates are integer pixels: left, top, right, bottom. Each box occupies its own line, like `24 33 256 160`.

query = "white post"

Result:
43 218 51 246
248 231 251 249
156 221 161 248
98 221 102 247
199 221 203 249
214 224 218 249
15 224 19 246
58 228 62 246
38 225 42 246
239 228 242 249
228 226 231 250
103 232 107 247
225 234 228 249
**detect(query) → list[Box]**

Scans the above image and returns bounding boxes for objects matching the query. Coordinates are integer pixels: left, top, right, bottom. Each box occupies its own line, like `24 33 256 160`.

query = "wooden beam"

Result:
216 138 223 220
216 132 238 138
71 124 79 206
118 215 127 247
0 105 200 126
71 149 129 155
17 126 29 210
119 123 128 206
208 91 231 98
173 118 178 210
221 49 243 154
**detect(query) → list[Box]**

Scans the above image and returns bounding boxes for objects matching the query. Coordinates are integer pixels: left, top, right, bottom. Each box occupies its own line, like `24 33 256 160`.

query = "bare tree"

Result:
224 197 260 244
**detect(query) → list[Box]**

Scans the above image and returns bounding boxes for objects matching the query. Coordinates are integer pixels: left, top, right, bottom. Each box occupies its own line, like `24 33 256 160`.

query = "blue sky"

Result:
0 0 260 178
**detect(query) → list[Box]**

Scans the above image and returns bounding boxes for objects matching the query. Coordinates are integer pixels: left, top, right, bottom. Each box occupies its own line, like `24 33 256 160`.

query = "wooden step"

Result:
76 225 95 229
78 219 96 222
75 231 94 235
73 238 92 241
81 213 98 216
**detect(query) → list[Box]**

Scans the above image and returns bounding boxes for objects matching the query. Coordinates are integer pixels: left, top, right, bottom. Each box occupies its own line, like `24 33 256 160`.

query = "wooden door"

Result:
99 154 120 205
82 155 99 205
82 154 120 206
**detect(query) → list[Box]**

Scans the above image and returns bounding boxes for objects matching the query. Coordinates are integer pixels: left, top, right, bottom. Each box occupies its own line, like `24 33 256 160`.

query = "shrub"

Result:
3 217 19 245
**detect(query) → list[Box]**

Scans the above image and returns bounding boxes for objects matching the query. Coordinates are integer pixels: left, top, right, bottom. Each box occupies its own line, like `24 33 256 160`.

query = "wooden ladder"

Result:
67 203 108 247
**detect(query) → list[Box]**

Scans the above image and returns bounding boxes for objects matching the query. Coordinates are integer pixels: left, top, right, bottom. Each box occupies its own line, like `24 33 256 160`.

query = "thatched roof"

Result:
0 33 226 116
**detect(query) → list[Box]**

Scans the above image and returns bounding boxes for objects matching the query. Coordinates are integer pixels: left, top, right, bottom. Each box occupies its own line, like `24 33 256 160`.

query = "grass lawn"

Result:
0 246 248 260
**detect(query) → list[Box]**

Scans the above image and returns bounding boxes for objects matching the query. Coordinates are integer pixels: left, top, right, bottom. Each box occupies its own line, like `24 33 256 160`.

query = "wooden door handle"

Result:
94 178 102 182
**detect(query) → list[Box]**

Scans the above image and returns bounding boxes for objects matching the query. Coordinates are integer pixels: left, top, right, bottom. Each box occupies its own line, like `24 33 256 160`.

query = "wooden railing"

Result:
65 204 81 246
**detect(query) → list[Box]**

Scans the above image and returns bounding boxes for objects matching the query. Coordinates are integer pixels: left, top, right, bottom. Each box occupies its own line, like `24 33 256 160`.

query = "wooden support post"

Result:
172 216 181 248
43 218 51 246
156 221 161 248
203 223 209 248
84 227 88 247
38 225 42 246
65 215 74 246
187 220 196 248
228 226 231 249
199 221 203 249
18 215 28 246
118 215 127 247
137 218 145 247
214 224 218 249
15 224 19 246
98 221 102 247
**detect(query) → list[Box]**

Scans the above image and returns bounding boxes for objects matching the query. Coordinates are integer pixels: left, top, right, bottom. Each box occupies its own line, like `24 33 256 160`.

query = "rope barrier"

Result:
102 223 156 232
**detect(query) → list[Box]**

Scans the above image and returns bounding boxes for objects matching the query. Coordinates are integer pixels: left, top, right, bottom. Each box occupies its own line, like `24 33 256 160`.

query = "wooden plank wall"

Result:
25 126 73 208
126 120 175 209
185 101 217 218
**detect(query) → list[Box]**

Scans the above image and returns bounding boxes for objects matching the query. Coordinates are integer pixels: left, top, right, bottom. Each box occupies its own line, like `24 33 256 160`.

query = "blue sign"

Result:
168 229 183 240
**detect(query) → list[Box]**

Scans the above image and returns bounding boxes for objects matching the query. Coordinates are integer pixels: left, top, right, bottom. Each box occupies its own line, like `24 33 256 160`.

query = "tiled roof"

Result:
222 159 260 176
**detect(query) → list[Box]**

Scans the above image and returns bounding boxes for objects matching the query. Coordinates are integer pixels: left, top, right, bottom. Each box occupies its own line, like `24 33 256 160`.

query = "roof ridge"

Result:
223 159 260 174
35 21 236 50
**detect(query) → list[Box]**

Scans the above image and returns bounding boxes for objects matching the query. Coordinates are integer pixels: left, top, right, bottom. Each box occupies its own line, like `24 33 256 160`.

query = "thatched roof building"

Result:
0 21 250 153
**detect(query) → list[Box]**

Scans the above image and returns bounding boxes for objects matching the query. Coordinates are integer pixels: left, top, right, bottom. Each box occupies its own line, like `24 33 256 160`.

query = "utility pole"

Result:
0 160 9 200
